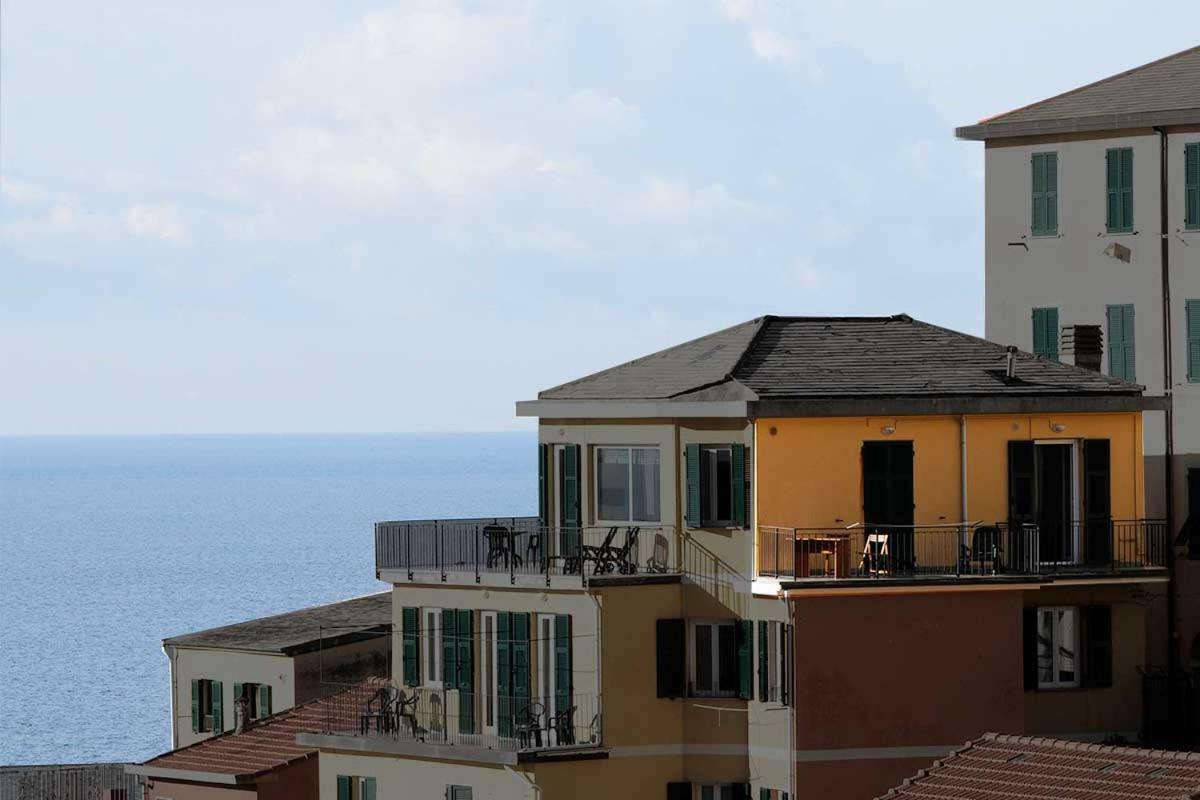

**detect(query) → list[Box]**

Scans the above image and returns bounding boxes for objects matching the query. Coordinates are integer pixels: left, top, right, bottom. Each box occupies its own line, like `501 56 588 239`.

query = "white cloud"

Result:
811 213 854 244
123 203 186 242
793 256 824 290
1 175 51 206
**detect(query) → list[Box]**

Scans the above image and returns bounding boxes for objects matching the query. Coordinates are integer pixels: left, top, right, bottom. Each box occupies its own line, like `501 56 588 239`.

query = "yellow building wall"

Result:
755 413 1145 529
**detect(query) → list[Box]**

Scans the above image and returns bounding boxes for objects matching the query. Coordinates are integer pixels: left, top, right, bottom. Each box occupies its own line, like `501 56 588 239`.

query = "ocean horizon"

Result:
0 432 534 765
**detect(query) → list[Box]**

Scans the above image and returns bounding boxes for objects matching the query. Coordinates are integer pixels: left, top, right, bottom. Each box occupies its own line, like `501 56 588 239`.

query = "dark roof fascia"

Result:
956 108 1200 140
750 393 1163 419
280 626 390 657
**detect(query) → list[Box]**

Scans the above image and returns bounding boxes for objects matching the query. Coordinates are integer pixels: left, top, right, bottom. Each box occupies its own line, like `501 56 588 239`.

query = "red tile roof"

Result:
877 733 1200 800
136 686 363 780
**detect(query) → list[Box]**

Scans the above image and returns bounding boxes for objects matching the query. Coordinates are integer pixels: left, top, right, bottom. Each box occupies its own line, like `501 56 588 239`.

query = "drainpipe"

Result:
960 415 969 550
787 594 796 800
1155 125 1179 675
588 591 603 744
164 644 178 750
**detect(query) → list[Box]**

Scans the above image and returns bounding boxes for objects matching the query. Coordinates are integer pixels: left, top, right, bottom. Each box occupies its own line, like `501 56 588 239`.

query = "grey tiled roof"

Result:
163 592 390 654
958 45 1200 139
539 315 1142 402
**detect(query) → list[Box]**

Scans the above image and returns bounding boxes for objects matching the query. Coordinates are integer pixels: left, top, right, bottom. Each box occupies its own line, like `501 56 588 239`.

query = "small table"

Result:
795 536 850 578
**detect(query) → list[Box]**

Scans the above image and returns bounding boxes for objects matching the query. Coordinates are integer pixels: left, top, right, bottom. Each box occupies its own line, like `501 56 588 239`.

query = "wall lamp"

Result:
881 425 896 435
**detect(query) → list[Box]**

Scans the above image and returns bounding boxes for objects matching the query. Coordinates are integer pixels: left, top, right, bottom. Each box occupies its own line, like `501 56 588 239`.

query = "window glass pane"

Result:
1037 611 1054 684
598 448 630 520
701 448 732 525
1056 609 1076 684
715 449 732 522
632 448 661 522
701 787 715 800
484 617 494 727
718 624 737 693
695 625 713 693
720 786 734 800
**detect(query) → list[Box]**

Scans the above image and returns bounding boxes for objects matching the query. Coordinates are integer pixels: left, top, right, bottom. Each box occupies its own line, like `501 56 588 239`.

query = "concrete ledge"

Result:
296 733 519 765
126 764 247 785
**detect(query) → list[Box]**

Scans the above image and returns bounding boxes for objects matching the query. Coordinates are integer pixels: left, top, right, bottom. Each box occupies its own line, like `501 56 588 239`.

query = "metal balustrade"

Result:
756 519 1168 581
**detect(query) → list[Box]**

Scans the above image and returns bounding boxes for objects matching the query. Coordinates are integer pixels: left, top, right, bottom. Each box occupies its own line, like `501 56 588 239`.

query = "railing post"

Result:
406 524 413 581
475 525 481 584
510 527 516 585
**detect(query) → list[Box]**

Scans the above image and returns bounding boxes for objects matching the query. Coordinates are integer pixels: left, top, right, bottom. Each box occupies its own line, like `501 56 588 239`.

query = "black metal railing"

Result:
375 517 678 584
318 682 601 752
756 519 1168 580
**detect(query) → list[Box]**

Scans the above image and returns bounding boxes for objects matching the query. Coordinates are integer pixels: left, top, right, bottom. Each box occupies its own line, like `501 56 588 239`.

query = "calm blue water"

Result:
0 433 533 765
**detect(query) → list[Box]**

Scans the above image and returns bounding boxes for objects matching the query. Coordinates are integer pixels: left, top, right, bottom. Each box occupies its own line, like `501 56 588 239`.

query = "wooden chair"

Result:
860 533 891 576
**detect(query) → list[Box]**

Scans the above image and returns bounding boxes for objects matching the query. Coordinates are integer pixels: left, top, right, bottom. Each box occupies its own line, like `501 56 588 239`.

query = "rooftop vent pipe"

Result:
1006 346 1018 379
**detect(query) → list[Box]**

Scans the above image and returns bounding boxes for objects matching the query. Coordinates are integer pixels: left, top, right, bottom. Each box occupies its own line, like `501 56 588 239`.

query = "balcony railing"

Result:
756 519 1168 581
318 683 601 754
375 517 679 585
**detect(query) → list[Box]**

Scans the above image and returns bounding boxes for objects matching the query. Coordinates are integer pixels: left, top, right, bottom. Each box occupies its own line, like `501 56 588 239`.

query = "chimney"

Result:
1061 324 1103 371
1006 346 1018 379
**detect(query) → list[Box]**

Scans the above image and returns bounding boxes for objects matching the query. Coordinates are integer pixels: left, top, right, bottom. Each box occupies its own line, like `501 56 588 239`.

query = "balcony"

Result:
375 517 680 587
308 682 602 764
756 519 1168 583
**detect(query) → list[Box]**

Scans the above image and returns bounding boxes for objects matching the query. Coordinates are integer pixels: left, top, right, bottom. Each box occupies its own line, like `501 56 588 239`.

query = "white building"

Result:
957 45 1200 667
162 592 391 748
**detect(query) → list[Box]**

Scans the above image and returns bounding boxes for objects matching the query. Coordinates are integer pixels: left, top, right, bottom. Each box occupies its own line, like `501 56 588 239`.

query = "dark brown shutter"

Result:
1084 605 1113 688
1023 607 1038 691
1083 440 1112 565
667 783 692 800
656 619 686 698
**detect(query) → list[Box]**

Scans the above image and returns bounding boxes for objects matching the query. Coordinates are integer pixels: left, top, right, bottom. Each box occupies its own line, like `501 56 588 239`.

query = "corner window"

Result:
337 775 377 800
595 446 661 523
423 608 443 687
691 621 737 697
1037 607 1079 688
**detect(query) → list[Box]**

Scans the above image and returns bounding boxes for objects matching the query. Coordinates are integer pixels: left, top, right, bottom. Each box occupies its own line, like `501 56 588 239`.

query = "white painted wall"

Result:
318 752 533 800
168 646 295 748
983 129 1200 501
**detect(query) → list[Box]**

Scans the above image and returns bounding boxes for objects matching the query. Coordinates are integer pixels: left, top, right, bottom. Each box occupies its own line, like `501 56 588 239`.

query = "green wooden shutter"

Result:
757 621 768 701
667 783 693 800
1084 605 1113 688
1107 148 1133 232
561 445 581 559
232 682 242 721
760 789 770 800
498 612 512 736
1032 308 1059 360
554 614 572 715
1188 300 1200 383
1106 304 1135 381
211 680 223 732
362 777 377 800
191 679 199 733
402 607 420 686
685 443 701 528
731 444 746 528
458 609 474 733
538 443 549 525
1187 143 1200 230
1032 153 1058 235
737 620 753 700
443 608 458 689
337 775 351 800
513 612 531 724
259 684 272 717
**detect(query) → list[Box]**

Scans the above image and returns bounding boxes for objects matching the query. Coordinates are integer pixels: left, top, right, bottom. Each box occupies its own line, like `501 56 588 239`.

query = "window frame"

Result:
1037 606 1081 690
197 679 215 732
423 607 443 688
689 620 737 698
699 445 735 528
446 786 474 800
593 445 662 525
697 785 735 800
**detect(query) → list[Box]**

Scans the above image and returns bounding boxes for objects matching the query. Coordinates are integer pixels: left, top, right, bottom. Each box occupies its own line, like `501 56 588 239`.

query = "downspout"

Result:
1155 125 1179 674
960 415 969 547
787 594 796 800
588 591 603 745
164 644 178 750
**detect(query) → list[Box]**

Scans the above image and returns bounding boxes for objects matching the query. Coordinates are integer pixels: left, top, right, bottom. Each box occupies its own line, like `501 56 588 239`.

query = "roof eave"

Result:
750 393 1160 418
515 398 749 419
956 108 1200 141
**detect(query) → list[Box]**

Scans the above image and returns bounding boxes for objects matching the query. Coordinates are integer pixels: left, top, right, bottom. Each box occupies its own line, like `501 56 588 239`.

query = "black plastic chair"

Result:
550 705 577 746
515 702 546 749
972 525 1003 574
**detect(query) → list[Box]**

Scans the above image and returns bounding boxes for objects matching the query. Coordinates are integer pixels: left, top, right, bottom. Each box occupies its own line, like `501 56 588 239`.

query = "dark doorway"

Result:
1036 443 1073 563
1187 468 1200 560
863 441 915 571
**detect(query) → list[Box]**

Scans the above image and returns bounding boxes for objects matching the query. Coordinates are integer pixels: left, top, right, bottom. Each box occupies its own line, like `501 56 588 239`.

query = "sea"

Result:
0 433 533 765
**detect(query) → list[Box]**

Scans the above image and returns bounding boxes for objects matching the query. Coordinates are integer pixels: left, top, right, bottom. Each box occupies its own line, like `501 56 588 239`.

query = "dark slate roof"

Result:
538 315 1142 402
163 592 390 655
876 733 1200 800
957 45 1200 140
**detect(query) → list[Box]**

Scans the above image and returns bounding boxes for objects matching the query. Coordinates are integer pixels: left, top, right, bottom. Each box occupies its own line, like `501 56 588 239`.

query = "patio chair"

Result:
859 533 891 576
515 702 546 749
360 686 399 735
647 532 670 573
580 527 619 575
970 525 1003 575
606 527 641 574
483 525 522 570
396 689 428 741
550 704 577 746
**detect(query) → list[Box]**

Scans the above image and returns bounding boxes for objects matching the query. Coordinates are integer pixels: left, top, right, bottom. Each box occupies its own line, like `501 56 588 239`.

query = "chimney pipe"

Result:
1006 346 1017 379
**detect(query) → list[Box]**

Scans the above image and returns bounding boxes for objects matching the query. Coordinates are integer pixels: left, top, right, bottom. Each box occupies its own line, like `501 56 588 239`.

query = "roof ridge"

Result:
978 45 1200 125
537 316 767 399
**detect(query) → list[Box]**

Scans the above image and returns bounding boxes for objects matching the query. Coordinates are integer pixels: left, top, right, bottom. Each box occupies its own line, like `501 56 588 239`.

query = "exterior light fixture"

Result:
1051 423 1067 433
881 425 896 435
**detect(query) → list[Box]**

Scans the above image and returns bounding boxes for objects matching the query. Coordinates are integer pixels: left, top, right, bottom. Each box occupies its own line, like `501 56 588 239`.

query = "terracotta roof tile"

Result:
877 733 1200 800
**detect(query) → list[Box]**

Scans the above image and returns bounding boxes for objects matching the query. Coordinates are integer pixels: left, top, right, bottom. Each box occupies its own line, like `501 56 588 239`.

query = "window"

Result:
691 621 737 697
1106 147 1134 233
595 446 661 523
699 785 745 800
1185 142 1199 230
336 775 377 800
701 446 733 526
1031 152 1058 236
1106 304 1135 381
1037 607 1079 688
686 443 748 528
423 608 443 687
758 621 791 705
232 682 272 722
1188 300 1200 384
447 787 473 800
1032 307 1059 360
190 678 222 733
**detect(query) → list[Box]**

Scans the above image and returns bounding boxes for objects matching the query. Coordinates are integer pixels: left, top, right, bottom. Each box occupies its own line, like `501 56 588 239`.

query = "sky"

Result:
2 1 1196 435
